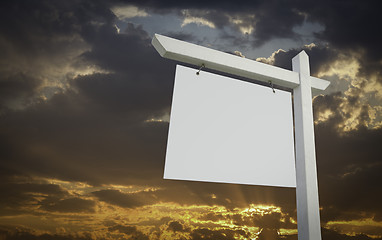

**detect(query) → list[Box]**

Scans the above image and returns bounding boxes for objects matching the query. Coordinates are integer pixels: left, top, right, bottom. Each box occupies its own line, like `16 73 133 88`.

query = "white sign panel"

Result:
164 65 296 188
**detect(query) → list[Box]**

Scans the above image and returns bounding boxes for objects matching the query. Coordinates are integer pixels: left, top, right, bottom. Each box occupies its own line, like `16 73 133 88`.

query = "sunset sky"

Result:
1 0 382 239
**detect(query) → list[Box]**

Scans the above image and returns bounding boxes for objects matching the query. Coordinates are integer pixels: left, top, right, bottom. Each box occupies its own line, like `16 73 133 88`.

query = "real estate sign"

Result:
164 65 296 188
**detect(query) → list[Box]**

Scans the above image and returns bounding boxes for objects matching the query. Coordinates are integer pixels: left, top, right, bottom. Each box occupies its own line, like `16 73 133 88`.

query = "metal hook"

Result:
268 81 275 93
196 64 205 75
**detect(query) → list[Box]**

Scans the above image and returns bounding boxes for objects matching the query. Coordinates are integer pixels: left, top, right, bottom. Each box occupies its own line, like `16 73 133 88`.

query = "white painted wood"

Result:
152 34 328 240
152 34 330 91
164 65 296 188
292 51 322 240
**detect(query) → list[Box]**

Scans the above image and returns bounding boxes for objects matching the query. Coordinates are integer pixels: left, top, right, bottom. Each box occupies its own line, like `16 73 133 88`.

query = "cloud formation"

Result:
0 0 381 239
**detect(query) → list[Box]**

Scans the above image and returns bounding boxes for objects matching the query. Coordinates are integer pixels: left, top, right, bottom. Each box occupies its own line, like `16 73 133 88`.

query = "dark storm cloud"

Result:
0 90 169 185
303 1 382 73
255 43 382 229
0 73 41 112
312 95 382 222
80 23 160 73
90 180 298 225
74 72 170 114
254 212 282 229
40 197 96 213
167 221 188 232
0 177 67 216
268 229 382 240
108 225 149 240
0 173 96 216
0 0 115 111
73 21 176 117
317 128 382 222
0 1 175 186
107 217 381 240
321 228 382 240
130 0 305 46
190 228 249 240
0 227 94 240
199 210 296 230
247 1 305 46
259 45 340 76
113 219 277 240
165 32 197 42
200 212 227 222
128 0 382 78
0 0 381 238
92 189 158 208
0 0 114 42
0 0 377 188
116 0 261 11
152 181 297 217
259 44 382 225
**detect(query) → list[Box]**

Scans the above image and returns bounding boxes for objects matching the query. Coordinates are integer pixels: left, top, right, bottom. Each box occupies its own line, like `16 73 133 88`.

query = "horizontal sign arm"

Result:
152 34 330 91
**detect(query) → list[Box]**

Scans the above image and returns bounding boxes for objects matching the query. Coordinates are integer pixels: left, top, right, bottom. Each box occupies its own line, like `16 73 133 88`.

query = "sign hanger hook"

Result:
268 81 276 93
196 64 205 75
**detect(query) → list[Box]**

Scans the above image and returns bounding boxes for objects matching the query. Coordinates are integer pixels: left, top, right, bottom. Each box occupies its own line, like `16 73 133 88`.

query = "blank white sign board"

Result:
164 65 296 188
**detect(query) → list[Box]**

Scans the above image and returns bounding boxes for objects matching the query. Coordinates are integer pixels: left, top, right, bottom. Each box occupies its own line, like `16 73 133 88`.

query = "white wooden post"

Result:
152 34 329 240
293 51 322 240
